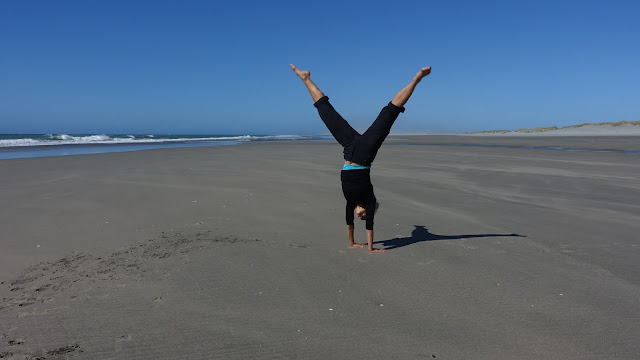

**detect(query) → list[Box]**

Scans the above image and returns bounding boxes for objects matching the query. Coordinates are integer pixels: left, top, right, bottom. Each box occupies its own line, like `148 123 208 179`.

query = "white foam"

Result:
0 138 43 147
0 134 310 148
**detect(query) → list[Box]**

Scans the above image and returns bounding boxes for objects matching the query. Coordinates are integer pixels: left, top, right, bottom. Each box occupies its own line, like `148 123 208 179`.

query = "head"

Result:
355 202 379 220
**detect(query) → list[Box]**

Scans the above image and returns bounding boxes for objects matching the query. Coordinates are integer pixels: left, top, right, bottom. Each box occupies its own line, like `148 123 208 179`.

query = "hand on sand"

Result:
415 66 431 80
290 64 310 81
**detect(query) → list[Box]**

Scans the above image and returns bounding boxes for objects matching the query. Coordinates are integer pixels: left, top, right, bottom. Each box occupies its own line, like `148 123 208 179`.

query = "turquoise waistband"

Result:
343 164 371 170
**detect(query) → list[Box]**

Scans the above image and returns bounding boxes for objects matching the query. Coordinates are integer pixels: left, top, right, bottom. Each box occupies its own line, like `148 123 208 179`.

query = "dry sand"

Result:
1 136 639 359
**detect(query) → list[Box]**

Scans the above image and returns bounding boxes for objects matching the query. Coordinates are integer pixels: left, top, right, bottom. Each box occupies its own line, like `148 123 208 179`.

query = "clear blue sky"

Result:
1 0 638 134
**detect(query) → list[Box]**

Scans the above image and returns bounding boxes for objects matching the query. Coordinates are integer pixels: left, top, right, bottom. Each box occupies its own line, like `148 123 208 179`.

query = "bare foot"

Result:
350 243 366 248
369 248 386 253
290 64 310 81
415 66 431 81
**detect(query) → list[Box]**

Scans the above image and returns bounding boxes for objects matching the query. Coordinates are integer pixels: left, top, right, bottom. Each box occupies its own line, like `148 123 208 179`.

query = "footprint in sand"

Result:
417 260 435 266
17 305 69 318
114 334 132 351
289 243 309 248
115 334 132 343
17 309 48 318
7 338 24 346
46 344 80 356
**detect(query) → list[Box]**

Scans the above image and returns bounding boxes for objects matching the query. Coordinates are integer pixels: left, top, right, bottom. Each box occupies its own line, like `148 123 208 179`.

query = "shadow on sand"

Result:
376 225 526 251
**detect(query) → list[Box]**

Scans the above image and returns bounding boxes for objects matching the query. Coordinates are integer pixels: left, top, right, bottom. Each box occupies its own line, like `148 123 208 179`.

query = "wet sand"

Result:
1 136 639 359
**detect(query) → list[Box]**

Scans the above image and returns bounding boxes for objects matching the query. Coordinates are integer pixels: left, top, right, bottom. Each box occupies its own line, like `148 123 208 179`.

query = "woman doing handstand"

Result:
291 64 431 253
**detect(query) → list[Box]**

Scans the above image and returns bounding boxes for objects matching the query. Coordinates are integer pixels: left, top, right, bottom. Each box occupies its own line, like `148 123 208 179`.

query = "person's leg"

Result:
366 66 432 140
391 66 431 108
314 97 360 147
354 66 432 164
291 64 359 147
362 102 404 142
290 64 324 102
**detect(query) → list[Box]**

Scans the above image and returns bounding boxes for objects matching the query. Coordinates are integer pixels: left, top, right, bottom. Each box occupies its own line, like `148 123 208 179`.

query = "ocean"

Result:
3 134 638 161
0 134 317 160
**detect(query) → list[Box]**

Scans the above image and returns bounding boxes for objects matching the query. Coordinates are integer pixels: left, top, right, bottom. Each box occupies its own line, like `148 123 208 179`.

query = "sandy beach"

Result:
1 136 639 359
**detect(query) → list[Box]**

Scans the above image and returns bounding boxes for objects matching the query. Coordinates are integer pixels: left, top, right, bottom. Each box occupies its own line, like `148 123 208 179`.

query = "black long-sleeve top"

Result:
341 169 377 230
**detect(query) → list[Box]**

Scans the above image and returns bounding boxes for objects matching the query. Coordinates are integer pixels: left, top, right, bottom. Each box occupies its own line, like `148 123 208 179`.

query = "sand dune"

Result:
464 121 640 136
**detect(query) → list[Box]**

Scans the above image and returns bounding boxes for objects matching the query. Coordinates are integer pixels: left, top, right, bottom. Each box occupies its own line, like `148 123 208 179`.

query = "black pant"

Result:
314 96 405 166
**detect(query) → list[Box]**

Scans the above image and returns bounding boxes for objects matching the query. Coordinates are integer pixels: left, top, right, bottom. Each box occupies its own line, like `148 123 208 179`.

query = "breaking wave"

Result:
0 134 310 148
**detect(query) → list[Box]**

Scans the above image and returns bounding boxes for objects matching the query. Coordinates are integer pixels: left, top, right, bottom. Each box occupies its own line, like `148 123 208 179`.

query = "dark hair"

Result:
358 202 380 220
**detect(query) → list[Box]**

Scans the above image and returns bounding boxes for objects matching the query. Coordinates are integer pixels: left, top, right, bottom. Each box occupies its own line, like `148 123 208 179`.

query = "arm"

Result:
347 225 364 248
346 201 356 228
365 199 385 253
366 229 378 253
391 66 431 108
346 202 365 248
